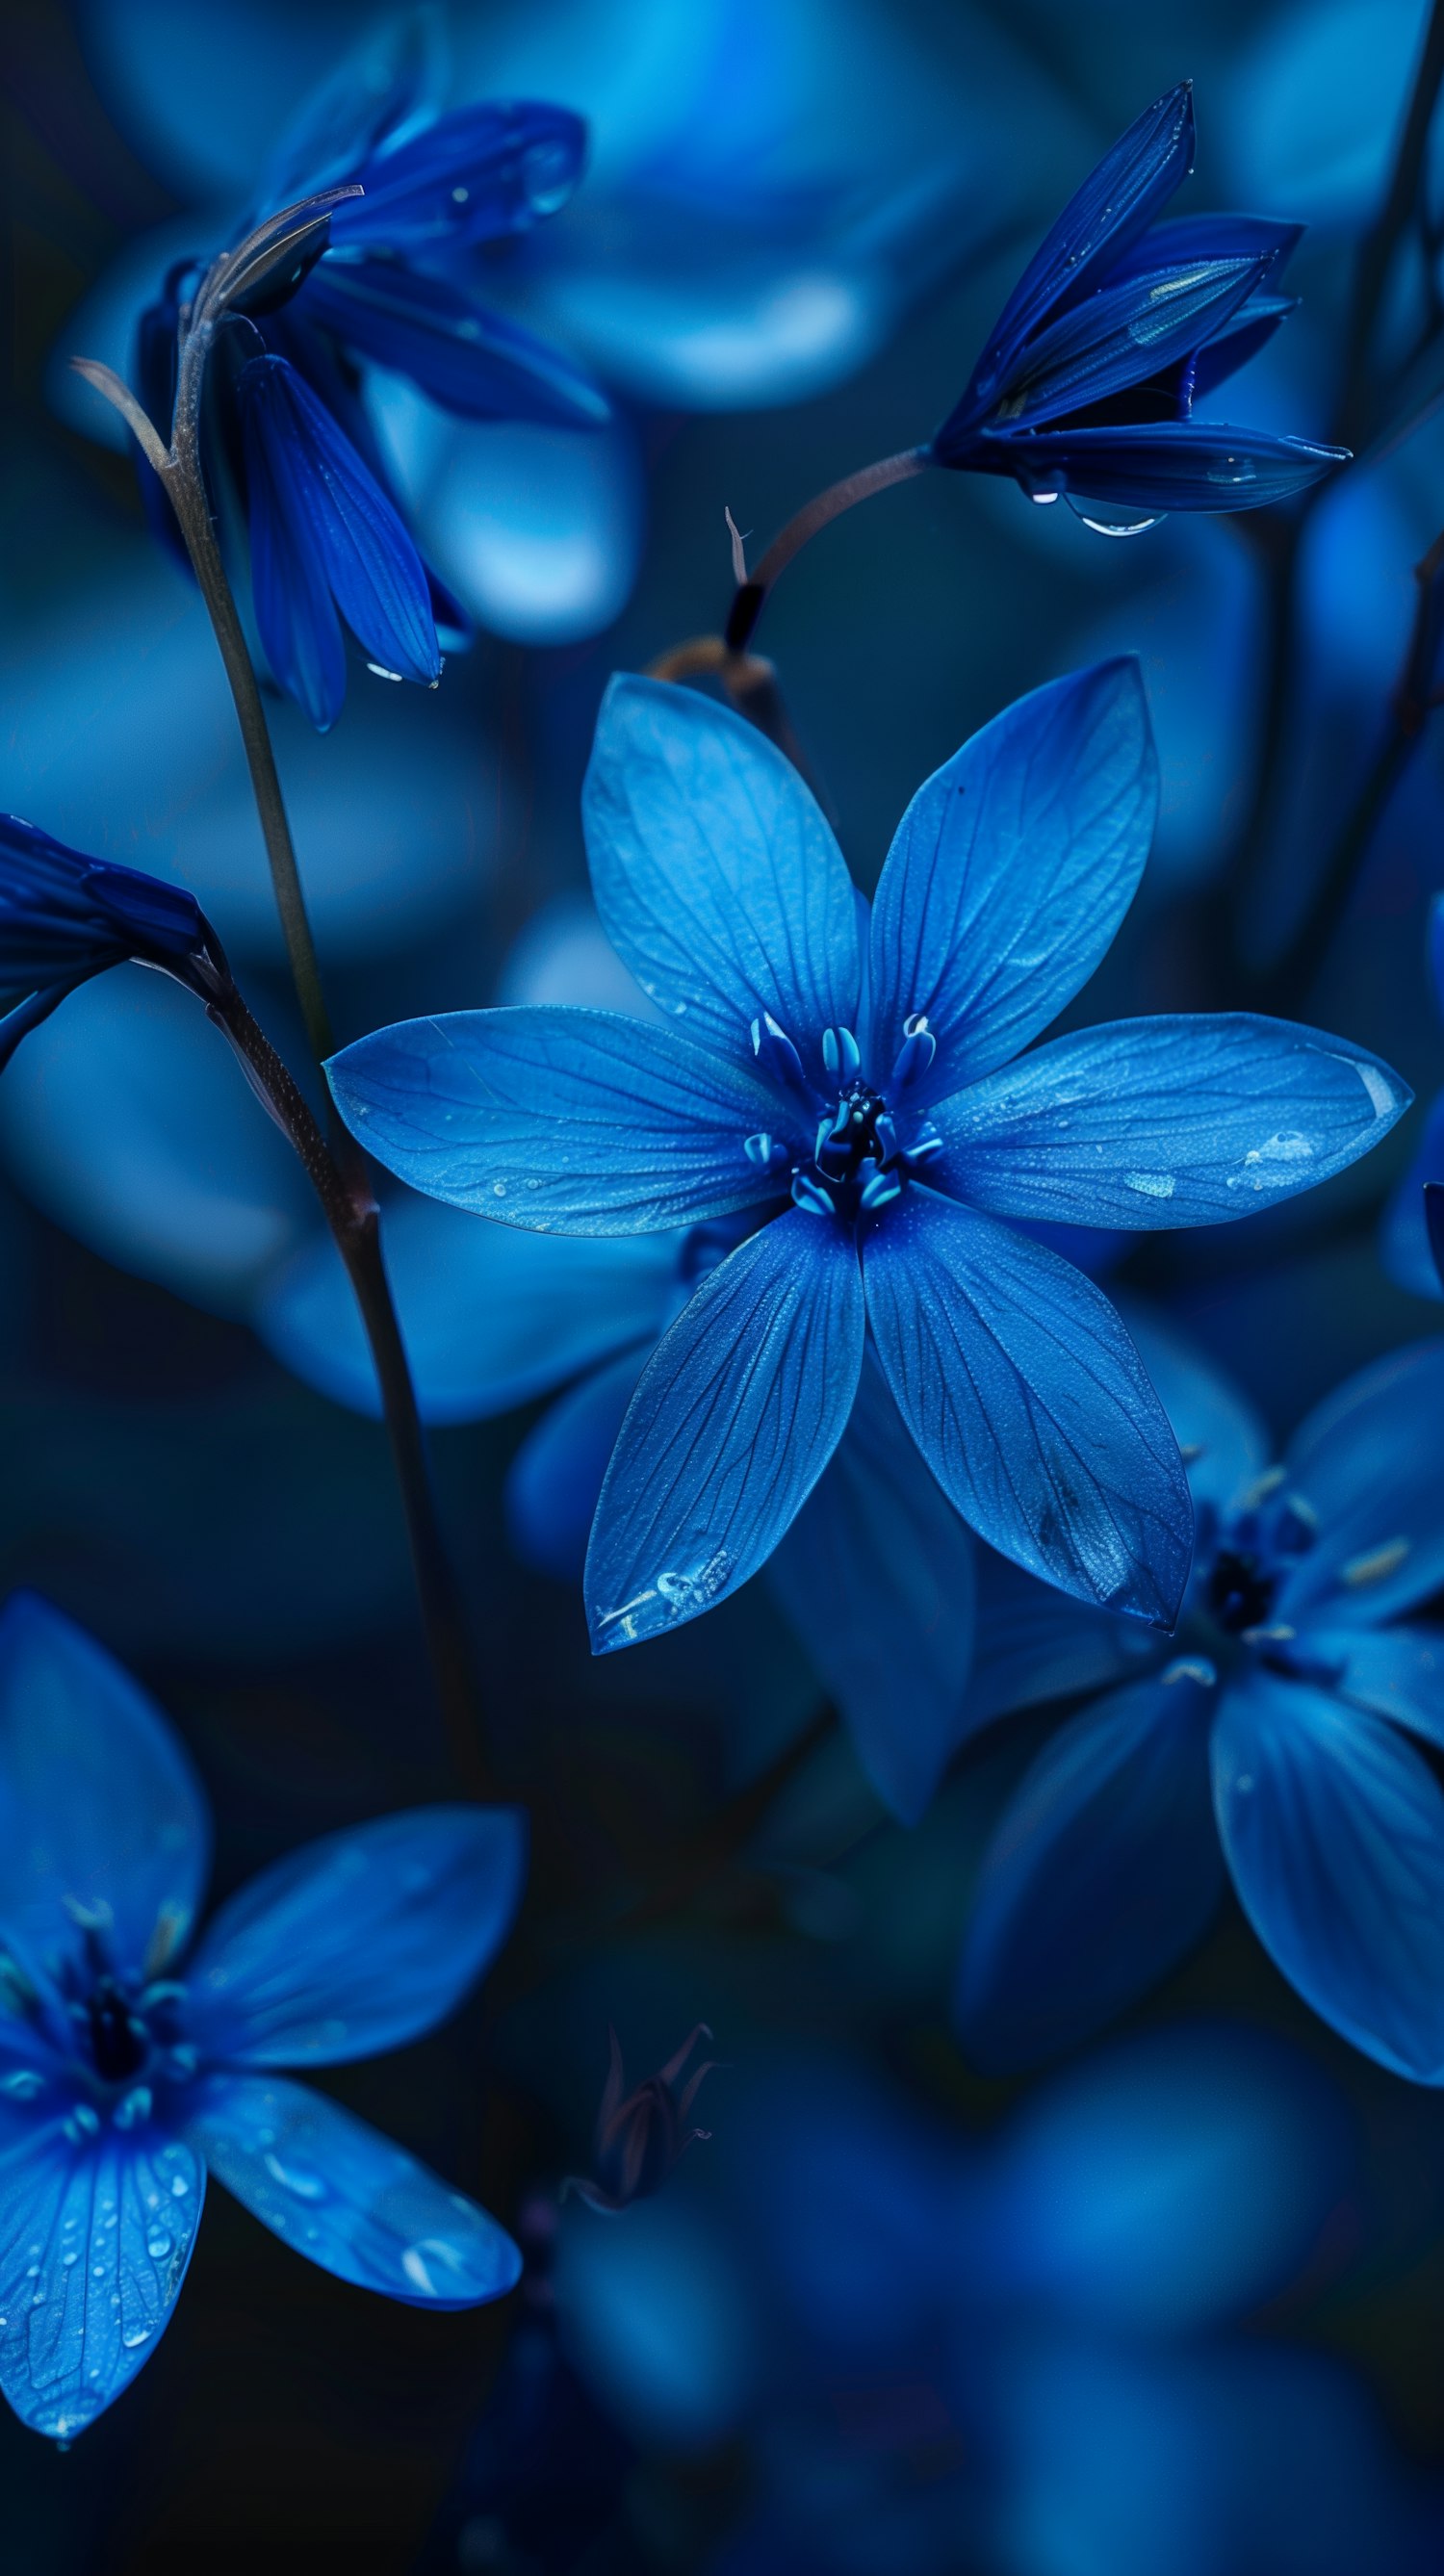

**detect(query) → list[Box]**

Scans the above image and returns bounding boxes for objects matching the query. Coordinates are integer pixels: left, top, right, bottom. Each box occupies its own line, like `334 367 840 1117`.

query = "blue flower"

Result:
957 1323 1444 2082
0 813 228 1071
135 26 606 727
328 664 1407 1658
932 83 1346 522
0 1592 526 2439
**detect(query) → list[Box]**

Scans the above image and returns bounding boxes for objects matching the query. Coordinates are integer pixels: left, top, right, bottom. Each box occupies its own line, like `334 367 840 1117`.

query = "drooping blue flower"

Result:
133 21 606 727
0 813 229 1071
328 665 1406 1663
932 84 1346 524
956 1325 1444 2082
0 1592 526 2439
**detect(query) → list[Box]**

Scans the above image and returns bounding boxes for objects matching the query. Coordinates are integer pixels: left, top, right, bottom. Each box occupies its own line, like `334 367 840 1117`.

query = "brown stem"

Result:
725 448 932 652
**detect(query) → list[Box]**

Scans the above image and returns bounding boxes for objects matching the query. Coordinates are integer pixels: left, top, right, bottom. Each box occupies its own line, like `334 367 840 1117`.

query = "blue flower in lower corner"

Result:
327 661 1406 1667
957 1327 1444 2082
0 1593 526 2440
932 83 1345 526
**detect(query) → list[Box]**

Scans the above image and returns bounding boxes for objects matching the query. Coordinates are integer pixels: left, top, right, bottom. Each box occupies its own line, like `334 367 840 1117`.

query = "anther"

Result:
791 1172 837 1218
1341 1538 1409 1587
743 1131 785 1171
752 1013 809 1094
890 1021 938 1090
860 1169 903 1212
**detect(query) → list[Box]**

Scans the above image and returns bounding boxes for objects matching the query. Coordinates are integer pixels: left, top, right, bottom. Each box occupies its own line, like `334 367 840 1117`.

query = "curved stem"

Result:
725 448 932 653
211 990 493 1798
168 319 336 1075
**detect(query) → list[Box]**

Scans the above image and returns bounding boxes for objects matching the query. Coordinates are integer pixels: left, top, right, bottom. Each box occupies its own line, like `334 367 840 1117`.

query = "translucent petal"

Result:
934 1014 1409 1228
766 1352 977 1823
0 1593 209 1985
585 1212 864 1652
971 420 1348 512
186 2073 519 2304
957 1674 1221 2071
0 2120 204 2439
1276 1341 1444 1628
866 661 1155 1105
863 1193 1191 1626
186 1807 525 2067
1214 1671 1444 2078
327 1007 781 1235
582 675 862 1071
256 1196 678 1424
990 256 1269 431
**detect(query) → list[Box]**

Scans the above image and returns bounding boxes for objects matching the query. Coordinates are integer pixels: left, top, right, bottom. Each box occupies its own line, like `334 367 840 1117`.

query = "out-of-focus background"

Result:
9 1 1444 2568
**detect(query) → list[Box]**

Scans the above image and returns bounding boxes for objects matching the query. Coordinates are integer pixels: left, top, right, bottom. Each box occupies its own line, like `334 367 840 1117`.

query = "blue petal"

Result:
299 264 610 429
866 662 1156 1106
956 1673 1222 2072
934 1015 1409 1227
967 1550 1151 1730
1189 296 1296 400
1379 1090 1444 1301
1105 213 1304 289
506 1348 648 1583
0 814 210 997
0 2120 204 2438
240 362 348 732
942 85 1195 437
766 1352 976 1823
1123 1303 1269 1511
331 101 586 252
0 1594 209 1985
185 2074 520 2304
971 421 1348 511
581 676 862 1072
1276 1341 1444 1629
256 1195 678 1424
238 354 439 721
967 2023 1346 2334
1214 1670 1444 2078
585 1211 864 1652
863 1193 1192 1626
989 256 1270 430
184 1807 525 2068
326 1007 780 1235
253 12 440 216
1308 1625 1444 1753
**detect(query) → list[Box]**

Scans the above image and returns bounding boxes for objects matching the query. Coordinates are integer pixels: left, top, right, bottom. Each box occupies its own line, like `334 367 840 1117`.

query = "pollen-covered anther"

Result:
751 1012 810 1093
743 1130 787 1172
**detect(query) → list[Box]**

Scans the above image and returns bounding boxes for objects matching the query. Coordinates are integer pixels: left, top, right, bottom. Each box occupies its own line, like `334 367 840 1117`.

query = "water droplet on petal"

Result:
263 2151 328 2203
401 2236 471 2296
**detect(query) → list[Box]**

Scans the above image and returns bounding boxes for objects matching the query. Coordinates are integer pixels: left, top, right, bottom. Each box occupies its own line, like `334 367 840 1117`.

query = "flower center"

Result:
745 1015 944 1224
86 1977 149 2083
1205 1548 1278 1637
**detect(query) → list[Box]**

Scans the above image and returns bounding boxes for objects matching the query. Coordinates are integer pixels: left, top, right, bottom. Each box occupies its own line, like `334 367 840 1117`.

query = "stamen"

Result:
890 1018 938 1090
743 1131 786 1172
751 1013 809 1093
1341 1537 1409 1587
791 1172 837 1217
1162 1656 1217 1687
860 1169 902 1212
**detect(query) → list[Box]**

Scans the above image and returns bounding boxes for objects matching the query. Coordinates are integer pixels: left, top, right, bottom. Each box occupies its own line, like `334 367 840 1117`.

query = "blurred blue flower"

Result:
133 21 606 725
329 668 1406 1657
933 84 1346 525
958 1326 1444 2082
563 2022 718 2215
0 1593 526 2439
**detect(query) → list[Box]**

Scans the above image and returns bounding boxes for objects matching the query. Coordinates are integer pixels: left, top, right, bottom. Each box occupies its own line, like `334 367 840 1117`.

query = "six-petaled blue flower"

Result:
932 83 1346 522
957 1327 1444 2081
137 26 606 728
0 1593 526 2440
326 663 1406 1663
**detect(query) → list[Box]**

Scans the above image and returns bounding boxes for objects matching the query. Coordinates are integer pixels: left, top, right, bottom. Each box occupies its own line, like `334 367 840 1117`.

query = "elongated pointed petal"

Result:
586 1212 864 1653
991 255 1270 430
766 1352 977 1823
1307 1626 1444 1754
0 814 213 997
1106 214 1304 288
1276 1341 1444 1628
957 1673 1222 2071
239 353 439 726
257 1198 677 1424
0 1593 209 1984
967 1549 1150 1729
867 661 1156 1105
331 101 585 251
582 676 862 1073
863 1193 1191 1625
943 85 1195 437
1214 1672 1444 2078
507 1347 648 1583
186 2074 520 2304
972 420 1348 511
327 1007 780 1235
934 1015 1408 1227
185 1808 525 2068
0 2120 204 2438
300 264 609 429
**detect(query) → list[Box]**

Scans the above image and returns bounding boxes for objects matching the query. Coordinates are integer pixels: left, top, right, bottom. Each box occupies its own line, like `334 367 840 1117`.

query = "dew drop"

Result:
263 2151 328 2203
120 2325 152 2350
145 2231 172 2262
401 2237 470 2296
